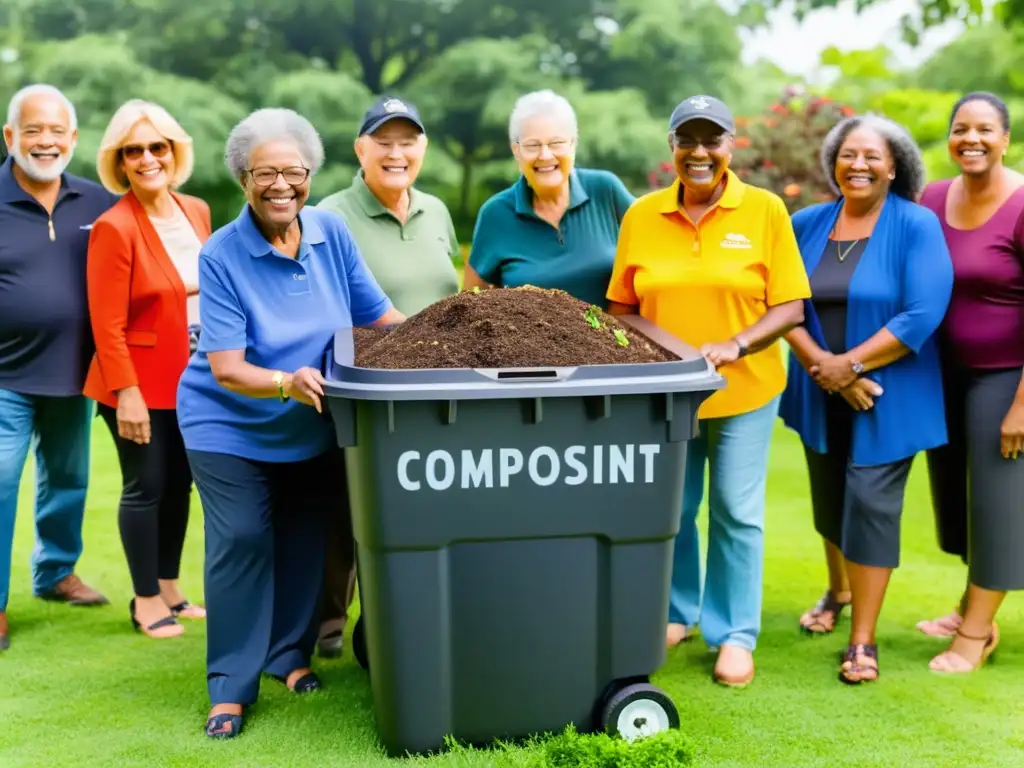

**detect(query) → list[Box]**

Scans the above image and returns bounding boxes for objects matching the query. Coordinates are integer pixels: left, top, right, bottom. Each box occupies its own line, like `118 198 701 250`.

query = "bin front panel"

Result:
346 394 690 550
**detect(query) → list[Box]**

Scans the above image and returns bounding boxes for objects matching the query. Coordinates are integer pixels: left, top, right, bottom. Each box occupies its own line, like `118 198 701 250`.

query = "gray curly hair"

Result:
820 114 925 201
224 108 325 180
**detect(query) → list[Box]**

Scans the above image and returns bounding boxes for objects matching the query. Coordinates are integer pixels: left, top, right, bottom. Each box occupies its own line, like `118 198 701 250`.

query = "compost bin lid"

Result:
323 314 725 402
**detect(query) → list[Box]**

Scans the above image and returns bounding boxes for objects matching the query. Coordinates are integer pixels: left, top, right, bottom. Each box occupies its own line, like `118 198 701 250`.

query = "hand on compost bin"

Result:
287 367 327 413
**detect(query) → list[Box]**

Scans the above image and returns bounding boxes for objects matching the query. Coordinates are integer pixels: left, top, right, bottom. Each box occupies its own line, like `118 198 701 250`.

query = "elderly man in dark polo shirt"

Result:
315 96 459 657
0 84 116 651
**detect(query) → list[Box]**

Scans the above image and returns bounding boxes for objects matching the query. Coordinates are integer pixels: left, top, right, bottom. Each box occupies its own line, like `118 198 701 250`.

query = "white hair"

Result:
508 90 578 143
6 84 78 131
224 108 325 179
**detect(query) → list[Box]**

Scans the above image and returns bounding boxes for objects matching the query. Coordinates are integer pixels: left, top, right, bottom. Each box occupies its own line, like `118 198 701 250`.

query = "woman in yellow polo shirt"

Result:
607 94 810 687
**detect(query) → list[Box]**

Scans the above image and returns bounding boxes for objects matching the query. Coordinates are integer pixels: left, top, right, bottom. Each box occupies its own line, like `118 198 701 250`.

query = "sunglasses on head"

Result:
121 141 172 160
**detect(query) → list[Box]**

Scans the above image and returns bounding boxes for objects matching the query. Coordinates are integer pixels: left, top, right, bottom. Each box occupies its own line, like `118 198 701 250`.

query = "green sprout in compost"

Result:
584 306 630 348
470 286 481 294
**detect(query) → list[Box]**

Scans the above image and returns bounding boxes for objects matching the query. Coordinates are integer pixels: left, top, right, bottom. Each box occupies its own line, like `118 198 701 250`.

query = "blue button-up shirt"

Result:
176 204 391 462
0 157 117 395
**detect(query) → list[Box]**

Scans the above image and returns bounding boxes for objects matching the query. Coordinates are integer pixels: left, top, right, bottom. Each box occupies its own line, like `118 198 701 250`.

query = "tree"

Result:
744 0 993 44
574 0 743 116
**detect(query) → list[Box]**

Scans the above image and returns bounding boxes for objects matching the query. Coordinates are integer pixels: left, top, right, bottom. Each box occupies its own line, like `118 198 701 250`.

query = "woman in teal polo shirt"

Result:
176 108 404 739
463 89 635 306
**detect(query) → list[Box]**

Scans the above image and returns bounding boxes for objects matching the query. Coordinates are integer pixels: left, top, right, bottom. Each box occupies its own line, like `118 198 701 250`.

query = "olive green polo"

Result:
317 174 461 316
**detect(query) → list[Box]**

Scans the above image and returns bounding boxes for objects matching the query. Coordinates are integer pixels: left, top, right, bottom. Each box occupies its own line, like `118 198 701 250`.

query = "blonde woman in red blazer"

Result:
84 100 211 639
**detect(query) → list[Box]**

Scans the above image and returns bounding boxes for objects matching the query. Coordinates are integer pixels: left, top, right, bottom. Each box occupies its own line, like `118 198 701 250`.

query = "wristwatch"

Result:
272 371 289 402
850 360 865 376
734 337 749 358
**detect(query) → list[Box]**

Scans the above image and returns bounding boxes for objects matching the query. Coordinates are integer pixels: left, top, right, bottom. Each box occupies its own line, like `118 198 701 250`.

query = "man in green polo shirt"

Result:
314 96 460 658
318 96 461 316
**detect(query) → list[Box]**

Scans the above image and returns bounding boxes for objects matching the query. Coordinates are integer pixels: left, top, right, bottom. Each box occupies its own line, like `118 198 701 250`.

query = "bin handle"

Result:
474 367 577 382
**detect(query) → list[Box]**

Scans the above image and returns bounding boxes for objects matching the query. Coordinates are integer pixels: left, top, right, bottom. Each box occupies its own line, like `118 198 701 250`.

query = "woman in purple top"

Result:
919 91 1024 672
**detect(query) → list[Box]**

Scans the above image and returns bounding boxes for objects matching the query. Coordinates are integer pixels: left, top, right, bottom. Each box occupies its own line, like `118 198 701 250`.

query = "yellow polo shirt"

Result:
607 170 810 419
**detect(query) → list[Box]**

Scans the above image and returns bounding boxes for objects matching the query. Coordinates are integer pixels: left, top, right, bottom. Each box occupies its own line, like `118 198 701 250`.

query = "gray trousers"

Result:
927 366 1024 591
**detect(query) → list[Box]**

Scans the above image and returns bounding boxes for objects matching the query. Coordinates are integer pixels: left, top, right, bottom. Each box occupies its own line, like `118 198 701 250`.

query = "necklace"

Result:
832 220 860 263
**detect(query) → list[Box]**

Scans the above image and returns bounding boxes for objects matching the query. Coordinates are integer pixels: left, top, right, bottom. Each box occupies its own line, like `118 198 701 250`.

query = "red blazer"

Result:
84 191 211 409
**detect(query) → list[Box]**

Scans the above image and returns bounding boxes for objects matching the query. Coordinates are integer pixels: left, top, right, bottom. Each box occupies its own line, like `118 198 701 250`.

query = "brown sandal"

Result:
839 643 878 685
800 590 850 635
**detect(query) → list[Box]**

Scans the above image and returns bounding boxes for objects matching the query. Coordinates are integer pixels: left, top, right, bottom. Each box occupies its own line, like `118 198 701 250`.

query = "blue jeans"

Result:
0 389 92 610
669 396 779 652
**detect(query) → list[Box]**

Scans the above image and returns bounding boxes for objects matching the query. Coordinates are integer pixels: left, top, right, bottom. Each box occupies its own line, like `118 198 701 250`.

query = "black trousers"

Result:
98 405 192 597
188 447 342 706
926 366 1024 590
804 395 913 569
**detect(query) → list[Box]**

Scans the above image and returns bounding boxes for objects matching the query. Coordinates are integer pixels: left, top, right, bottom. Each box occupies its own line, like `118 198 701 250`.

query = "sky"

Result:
735 0 966 79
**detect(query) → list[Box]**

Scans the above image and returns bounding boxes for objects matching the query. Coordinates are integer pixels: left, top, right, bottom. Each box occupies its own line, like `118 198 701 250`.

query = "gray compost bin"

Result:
323 314 724 758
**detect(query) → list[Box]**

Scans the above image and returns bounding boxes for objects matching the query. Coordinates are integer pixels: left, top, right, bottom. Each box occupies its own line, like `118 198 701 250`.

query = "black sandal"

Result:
205 712 244 739
800 590 850 635
271 671 322 694
839 643 879 685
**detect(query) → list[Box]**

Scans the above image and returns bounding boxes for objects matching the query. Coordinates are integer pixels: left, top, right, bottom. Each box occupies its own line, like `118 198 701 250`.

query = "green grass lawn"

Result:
1 423 1022 767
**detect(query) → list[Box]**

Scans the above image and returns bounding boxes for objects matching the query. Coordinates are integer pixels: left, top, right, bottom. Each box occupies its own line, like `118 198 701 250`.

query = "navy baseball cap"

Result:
358 96 425 136
669 95 735 134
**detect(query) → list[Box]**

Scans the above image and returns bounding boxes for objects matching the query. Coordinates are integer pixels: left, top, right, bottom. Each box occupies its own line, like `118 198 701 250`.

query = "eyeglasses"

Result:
247 166 310 186
121 141 172 160
517 139 574 158
671 134 729 150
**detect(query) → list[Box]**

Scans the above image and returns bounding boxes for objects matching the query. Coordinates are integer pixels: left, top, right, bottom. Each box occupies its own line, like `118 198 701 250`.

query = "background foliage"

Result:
1 0 1022 236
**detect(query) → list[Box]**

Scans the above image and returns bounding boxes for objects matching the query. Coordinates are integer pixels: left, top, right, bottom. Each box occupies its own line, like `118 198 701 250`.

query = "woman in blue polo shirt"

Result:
176 108 404 739
463 89 635 306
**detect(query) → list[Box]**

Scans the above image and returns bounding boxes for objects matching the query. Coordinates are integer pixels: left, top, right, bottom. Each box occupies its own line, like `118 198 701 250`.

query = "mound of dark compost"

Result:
353 286 678 370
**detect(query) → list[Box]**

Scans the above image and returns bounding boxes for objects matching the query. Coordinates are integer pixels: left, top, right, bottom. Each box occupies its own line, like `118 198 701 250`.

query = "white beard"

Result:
10 144 73 182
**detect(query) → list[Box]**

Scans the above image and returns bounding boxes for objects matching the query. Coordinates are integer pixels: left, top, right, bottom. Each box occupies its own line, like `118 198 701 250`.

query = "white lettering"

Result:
609 444 634 484
398 444 661 491
426 450 455 490
528 447 560 486
564 446 587 485
397 450 421 491
639 444 660 483
461 449 493 488
499 448 523 487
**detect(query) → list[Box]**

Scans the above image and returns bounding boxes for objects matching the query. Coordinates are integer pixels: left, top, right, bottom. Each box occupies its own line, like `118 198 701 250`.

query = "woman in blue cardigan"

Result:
779 114 953 684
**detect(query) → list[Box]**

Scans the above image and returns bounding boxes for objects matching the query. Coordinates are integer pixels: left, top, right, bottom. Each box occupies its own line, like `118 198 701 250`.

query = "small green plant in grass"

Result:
434 725 694 767
541 724 694 767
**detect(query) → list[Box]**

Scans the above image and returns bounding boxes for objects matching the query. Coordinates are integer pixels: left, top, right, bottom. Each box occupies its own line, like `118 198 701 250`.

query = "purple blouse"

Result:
920 179 1024 370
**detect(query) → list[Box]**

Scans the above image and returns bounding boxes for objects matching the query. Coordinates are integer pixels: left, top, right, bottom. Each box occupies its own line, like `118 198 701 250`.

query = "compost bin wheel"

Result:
352 615 368 672
599 682 679 742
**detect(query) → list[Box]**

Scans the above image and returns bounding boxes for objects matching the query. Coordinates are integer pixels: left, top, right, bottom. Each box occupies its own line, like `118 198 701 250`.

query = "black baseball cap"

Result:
669 95 735 134
358 96 425 136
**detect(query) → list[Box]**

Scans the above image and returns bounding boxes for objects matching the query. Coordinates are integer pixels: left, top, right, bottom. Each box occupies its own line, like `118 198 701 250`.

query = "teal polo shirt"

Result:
317 174 460 315
468 168 635 308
